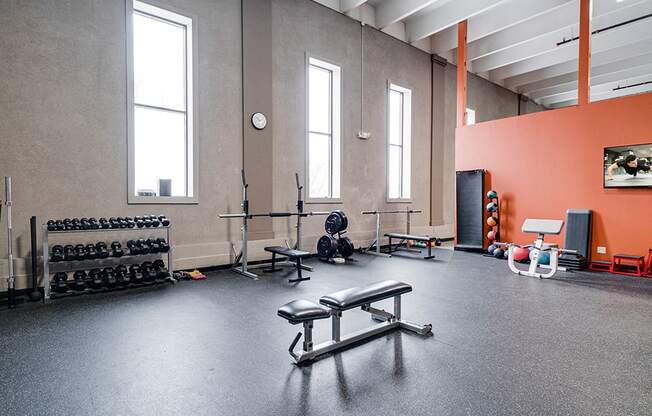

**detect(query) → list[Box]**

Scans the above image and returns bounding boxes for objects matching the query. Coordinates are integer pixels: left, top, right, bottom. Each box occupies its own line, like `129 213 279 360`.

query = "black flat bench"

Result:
277 279 432 364
384 233 440 259
264 246 311 283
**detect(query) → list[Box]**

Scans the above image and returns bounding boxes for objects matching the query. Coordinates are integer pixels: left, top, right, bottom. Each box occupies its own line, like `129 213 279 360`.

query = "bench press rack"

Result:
361 208 440 259
219 171 329 279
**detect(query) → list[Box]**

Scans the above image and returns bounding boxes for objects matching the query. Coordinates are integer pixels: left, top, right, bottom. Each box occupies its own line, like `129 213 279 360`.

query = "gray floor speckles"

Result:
1 249 651 416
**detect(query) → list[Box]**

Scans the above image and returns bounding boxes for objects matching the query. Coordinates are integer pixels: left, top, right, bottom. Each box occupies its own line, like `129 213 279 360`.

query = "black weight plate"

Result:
333 210 348 232
337 236 355 258
324 212 343 235
317 235 338 258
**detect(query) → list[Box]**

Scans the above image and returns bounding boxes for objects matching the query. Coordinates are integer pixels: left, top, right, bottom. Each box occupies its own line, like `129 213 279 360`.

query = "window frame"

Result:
126 0 199 204
386 81 412 203
466 107 476 125
305 54 342 204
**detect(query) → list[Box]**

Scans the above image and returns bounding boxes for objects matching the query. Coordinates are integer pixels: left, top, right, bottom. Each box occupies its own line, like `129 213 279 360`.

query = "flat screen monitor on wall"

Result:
604 143 652 188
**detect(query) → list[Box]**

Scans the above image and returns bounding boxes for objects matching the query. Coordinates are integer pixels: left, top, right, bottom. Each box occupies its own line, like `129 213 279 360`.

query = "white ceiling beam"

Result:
504 39 652 90
475 0 652 73
376 0 439 29
489 18 652 81
339 0 369 13
431 0 574 54
531 62 652 100
523 52 652 95
540 73 652 106
406 0 508 43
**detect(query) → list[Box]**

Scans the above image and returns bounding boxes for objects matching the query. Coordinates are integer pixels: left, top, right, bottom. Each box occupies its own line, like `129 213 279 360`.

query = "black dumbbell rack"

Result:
42 224 174 301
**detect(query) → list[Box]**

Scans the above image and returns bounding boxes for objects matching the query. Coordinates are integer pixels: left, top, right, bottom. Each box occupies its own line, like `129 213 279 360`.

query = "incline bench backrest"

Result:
521 219 564 235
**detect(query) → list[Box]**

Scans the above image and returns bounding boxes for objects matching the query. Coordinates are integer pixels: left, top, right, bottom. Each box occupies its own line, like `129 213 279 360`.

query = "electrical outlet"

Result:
597 246 606 254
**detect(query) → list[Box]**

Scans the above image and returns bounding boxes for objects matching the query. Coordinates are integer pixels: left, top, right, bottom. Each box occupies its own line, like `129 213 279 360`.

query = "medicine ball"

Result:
513 246 530 262
487 244 497 255
487 230 496 241
486 190 498 199
486 202 498 213
493 248 505 259
529 249 550 265
486 216 498 227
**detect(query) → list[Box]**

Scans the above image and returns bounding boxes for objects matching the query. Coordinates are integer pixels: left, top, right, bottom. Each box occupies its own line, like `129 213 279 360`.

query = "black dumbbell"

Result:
134 216 145 228
126 240 139 256
47 220 57 232
149 215 160 227
156 238 170 253
102 267 117 289
141 261 156 282
85 243 97 260
88 268 103 289
153 259 169 279
63 245 76 261
73 244 86 261
89 217 99 229
114 265 130 287
158 215 170 227
71 218 82 230
129 264 144 284
95 242 109 259
80 218 91 230
52 272 69 293
146 238 160 253
99 217 110 229
55 220 65 231
50 245 64 262
143 216 153 228
111 241 124 257
124 217 135 228
72 271 88 291
136 238 150 254
63 218 73 231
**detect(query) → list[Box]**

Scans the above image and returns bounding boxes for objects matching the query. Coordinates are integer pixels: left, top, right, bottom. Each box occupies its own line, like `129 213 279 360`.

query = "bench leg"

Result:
424 242 435 260
288 257 310 283
332 311 341 342
303 321 313 352
394 295 401 320
264 253 284 273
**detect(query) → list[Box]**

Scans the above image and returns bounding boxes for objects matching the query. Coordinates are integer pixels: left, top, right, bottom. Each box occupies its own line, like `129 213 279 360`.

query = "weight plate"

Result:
337 236 355 258
317 235 338 258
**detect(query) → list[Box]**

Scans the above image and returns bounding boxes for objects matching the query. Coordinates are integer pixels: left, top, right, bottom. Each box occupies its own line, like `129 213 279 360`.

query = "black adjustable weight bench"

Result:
264 246 312 283
277 279 433 364
384 233 440 259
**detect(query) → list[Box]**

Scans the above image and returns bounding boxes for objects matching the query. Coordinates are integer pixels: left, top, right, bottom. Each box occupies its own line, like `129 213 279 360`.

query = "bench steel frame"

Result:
361 208 437 260
287 295 432 364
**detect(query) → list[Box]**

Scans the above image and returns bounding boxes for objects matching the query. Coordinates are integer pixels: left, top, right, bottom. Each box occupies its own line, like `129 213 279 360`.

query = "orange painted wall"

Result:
456 92 652 260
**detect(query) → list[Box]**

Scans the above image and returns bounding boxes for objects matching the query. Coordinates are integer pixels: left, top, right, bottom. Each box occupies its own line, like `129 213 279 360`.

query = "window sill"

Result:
306 198 343 205
387 198 413 204
128 195 198 205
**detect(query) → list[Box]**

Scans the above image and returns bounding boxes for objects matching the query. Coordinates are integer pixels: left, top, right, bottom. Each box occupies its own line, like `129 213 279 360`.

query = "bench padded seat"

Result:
319 280 412 311
264 246 311 258
384 233 438 242
278 299 331 323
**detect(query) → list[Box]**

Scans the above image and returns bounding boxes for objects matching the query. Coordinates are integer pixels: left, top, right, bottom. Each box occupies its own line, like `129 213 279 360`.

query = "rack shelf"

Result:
42 224 174 301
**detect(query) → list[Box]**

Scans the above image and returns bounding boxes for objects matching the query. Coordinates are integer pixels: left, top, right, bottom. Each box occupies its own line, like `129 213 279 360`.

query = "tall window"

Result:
307 57 341 200
128 1 196 202
387 83 411 200
466 108 476 125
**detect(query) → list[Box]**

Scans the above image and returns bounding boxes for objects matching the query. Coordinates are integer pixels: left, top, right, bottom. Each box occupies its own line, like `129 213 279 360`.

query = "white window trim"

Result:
305 53 343 204
387 81 412 203
466 107 476 125
126 0 199 204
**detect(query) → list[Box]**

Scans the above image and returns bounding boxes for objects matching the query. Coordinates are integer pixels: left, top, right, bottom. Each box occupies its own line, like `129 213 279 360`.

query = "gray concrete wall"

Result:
0 0 532 290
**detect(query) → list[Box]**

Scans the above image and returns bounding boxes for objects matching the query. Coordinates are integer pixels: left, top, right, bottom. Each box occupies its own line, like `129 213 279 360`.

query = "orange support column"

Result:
577 0 592 106
457 20 468 127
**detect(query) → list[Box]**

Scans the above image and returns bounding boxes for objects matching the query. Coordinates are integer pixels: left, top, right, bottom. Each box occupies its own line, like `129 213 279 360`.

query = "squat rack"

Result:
361 208 423 257
219 170 328 279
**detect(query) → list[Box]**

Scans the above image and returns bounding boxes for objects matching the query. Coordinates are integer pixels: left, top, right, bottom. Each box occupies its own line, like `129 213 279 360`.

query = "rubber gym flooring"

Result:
605 173 652 187
1 248 651 416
